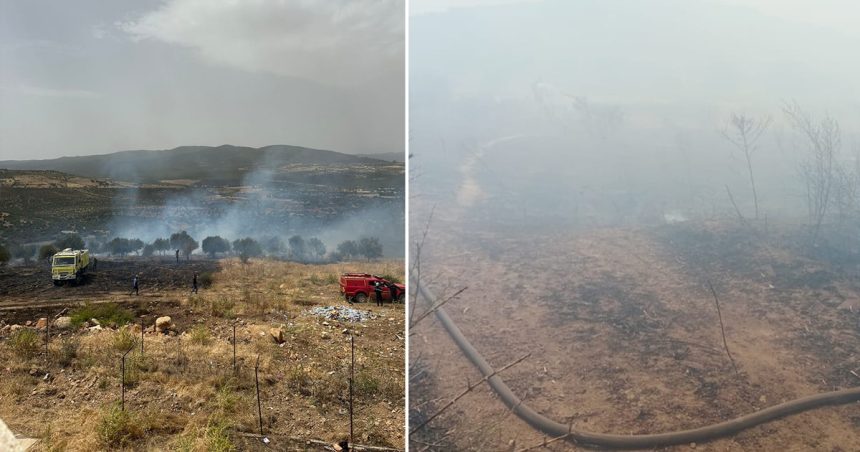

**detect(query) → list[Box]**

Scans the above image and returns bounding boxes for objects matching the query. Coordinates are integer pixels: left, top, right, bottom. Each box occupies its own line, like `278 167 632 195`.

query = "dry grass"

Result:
0 258 405 450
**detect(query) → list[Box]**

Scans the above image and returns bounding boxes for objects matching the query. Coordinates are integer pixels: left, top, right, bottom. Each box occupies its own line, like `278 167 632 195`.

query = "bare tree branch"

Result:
707 280 739 376
409 353 531 435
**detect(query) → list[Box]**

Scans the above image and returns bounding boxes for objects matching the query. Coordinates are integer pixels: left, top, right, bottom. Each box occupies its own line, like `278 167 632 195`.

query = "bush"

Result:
199 272 215 288
175 418 235 452
354 371 380 396
189 324 210 345
39 244 58 261
70 303 134 328
97 403 143 447
57 337 80 367
112 326 138 352
9 329 41 359
0 244 9 265
209 297 235 318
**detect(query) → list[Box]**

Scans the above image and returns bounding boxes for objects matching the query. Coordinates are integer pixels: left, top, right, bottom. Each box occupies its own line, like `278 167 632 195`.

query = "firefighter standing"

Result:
131 274 139 296
374 280 384 307
388 283 399 303
191 272 198 294
175 249 180 263
92 257 97 271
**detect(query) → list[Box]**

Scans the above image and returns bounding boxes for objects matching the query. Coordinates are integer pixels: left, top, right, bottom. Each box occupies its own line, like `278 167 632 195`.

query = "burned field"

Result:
410 216 860 451
0 258 219 310
0 258 405 450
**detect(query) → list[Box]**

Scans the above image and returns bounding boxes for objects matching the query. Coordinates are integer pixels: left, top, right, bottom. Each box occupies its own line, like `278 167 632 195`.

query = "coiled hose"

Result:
418 282 860 449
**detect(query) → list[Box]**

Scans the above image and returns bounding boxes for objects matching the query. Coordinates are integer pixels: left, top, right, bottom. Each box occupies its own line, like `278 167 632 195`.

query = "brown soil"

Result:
410 214 860 451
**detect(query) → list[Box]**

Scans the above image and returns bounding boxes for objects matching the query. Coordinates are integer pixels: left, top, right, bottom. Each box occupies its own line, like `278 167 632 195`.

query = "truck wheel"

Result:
397 293 405 303
53 280 61 286
354 292 367 303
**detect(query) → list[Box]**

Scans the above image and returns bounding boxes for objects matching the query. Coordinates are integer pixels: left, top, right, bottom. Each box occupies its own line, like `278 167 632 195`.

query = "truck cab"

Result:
52 248 90 285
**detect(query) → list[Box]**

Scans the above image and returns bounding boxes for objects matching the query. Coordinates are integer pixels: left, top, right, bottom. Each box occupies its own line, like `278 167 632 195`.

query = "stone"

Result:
88 325 103 332
270 328 285 344
321 332 331 339
90 318 100 326
24 321 32 327
53 317 72 330
9 325 23 332
35 318 48 330
155 316 172 333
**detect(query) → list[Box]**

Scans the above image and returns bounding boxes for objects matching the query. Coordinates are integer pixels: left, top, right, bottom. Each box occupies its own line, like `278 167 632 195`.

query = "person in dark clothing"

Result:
92 257 97 271
388 283 399 303
374 281 384 307
175 249 180 263
191 272 198 294
131 274 139 296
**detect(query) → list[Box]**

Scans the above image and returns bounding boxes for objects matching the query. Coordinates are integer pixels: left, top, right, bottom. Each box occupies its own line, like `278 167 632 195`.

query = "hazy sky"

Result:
411 0 860 134
0 0 404 160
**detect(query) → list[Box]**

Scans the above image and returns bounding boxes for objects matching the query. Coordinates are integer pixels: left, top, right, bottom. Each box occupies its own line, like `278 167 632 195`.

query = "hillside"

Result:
0 169 127 189
0 145 396 185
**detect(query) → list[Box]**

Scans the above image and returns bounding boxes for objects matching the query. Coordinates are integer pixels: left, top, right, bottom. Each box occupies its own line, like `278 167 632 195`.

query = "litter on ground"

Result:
309 306 377 322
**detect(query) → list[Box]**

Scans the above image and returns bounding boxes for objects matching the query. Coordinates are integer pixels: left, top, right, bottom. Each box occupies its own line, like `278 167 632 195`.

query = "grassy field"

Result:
0 258 405 451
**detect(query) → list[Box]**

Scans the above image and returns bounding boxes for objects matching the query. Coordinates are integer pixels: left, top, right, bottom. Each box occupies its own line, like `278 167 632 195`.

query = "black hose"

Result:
418 282 860 449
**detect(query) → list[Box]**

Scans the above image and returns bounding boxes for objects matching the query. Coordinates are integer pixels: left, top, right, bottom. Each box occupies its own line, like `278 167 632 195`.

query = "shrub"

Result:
175 418 235 452
0 244 9 265
70 303 133 328
57 337 80 367
354 371 380 396
39 244 58 261
199 272 215 288
9 329 41 359
112 326 138 352
189 324 210 345
97 403 143 447
209 297 235 318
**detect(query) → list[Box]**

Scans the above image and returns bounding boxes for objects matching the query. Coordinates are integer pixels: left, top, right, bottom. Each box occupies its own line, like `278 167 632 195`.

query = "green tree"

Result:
129 239 144 255
262 236 285 256
307 237 326 260
141 244 156 257
39 244 58 261
107 238 132 256
288 235 306 260
232 237 263 264
358 237 383 260
54 233 85 250
152 238 170 255
202 236 231 258
170 231 198 260
9 244 37 263
335 240 358 261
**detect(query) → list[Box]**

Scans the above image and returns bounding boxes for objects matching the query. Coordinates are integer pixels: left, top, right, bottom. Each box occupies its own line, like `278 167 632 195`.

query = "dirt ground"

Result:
410 211 860 451
0 257 405 451
0 258 219 307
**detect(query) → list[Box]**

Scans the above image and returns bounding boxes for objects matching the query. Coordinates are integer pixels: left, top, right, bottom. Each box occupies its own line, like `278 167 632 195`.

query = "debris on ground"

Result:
309 306 377 322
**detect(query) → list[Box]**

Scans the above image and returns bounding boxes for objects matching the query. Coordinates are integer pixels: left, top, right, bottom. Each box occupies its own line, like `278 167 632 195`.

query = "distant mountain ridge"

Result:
0 144 395 184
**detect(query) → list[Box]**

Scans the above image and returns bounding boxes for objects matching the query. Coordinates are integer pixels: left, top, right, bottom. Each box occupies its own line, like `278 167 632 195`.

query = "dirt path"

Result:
411 217 860 451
